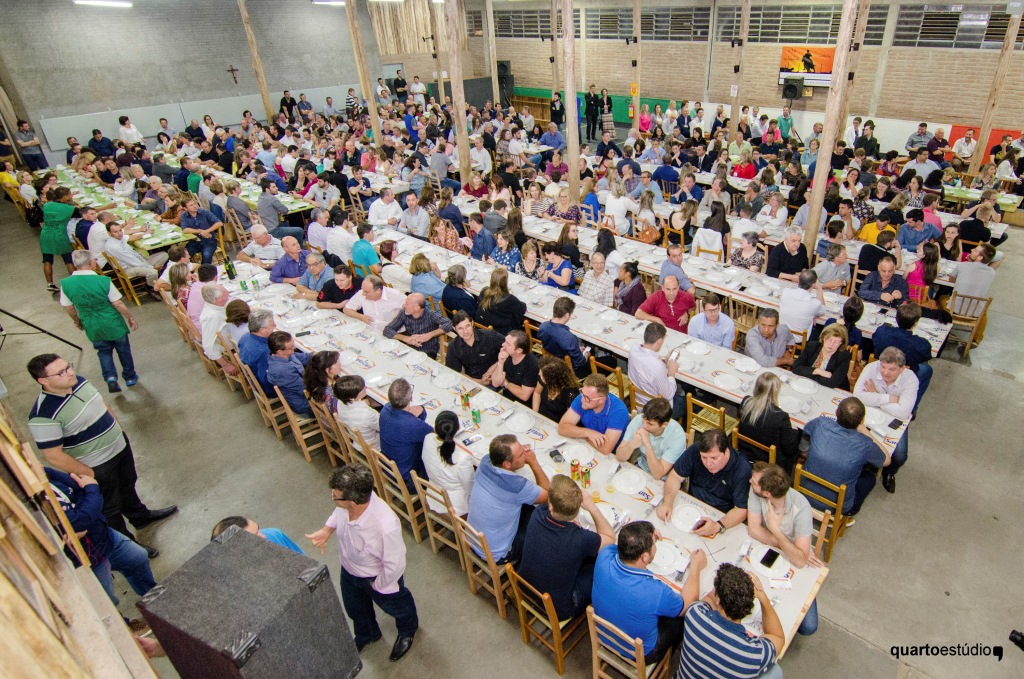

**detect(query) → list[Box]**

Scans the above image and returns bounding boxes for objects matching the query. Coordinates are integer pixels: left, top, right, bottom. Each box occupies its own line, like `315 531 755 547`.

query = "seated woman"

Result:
692 201 729 260
504 208 528 249
523 181 553 217
476 267 526 335
577 251 616 307
538 241 575 292
756 191 789 230
378 240 412 293
838 167 863 201
730 150 756 180
428 214 464 253
614 260 647 315
441 264 477 318
462 172 489 199
224 299 251 344
580 177 602 223
937 224 961 261
905 242 940 306
168 262 193 305
792 323 852 390
333 375 381 449
515 240 543 281
556 221 584 278
420 410 475 517
409 252 446 301
544 187 583 227
594 227 625 274
532 355 580 422
738 372 800 472
488 175 510 203
303 350 342 413
730 231 765 272
604 180 637 236
487 230 522 270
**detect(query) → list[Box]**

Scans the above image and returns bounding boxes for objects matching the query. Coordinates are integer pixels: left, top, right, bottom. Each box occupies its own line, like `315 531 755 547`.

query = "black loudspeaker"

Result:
498 74 515 107
782 76 804 100
497 60 512 77
137 527 361 679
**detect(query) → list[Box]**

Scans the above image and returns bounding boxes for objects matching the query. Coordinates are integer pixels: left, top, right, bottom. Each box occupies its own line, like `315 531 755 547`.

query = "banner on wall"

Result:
778 46 835 87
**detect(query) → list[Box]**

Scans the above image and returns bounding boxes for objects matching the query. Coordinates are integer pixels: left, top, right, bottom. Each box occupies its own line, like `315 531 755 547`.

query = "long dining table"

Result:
221 258 827 657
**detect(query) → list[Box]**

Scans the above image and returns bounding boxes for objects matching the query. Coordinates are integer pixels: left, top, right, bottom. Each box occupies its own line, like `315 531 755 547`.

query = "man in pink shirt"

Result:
306 465 419 661
186 264 218 330
634 276 696 332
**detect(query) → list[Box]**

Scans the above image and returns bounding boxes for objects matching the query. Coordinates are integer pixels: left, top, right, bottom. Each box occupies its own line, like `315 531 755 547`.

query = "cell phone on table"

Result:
549 449 565 463
462 434 483 446
294 330 312 337
888 419 905 429
760 548 781 568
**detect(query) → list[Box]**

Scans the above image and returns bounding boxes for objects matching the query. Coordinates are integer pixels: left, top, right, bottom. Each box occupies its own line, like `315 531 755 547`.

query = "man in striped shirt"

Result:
27 354 177 557
677 563 784 679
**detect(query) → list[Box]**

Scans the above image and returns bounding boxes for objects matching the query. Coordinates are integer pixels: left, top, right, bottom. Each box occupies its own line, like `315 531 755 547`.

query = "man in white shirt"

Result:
397 193 430 239
280 146 299 177
952 129 978 166
367 188 403 227
117 116 145 145
308 175 340 212
779 269 826 337
306 209 333 253
521 106 535 135
343 275 408 330
627 322 684 419
103 222 168 287
238 225 285 269
836 199 861 238
948 242 997 320
408 76 427 107
687 293 736 350
326 219 357 265
854 347 918 493
198 284 237 376
470 136 492 178
843 117 862 149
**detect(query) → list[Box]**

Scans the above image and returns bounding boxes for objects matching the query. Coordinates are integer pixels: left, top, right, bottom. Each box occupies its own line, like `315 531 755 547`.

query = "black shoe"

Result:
881 474 896 494
389 634 415 662
46 283 59 293
132 505 179 529
107 380 122 393
142 544 160 559
356 634 382 653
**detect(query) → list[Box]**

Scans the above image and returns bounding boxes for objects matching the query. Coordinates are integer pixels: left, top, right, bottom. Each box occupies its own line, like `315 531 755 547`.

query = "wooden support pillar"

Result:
428 2 446 105
969 12 1022 175
484 0 500 104
236 0 274 121
835 0 872 141
803 0 859 255
444 0 472 185
562 0 580 201
345 0 382 144
631 0 640 125
728 0 751 139
550 0 560 94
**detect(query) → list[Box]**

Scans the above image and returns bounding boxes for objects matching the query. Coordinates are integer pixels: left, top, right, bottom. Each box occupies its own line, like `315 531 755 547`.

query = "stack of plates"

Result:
790 377 819 395
671 505 702 532
612 468 646 494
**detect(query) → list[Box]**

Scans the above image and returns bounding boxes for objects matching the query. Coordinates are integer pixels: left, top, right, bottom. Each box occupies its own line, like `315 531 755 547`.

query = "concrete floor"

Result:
1 200 1022 679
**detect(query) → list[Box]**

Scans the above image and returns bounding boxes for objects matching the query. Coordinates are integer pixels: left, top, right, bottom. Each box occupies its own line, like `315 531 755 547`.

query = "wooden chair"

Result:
732 428 776 465
586 606 673 679
695 245 724 262
239 361 291 439
850 265 870 293
370 449 426 543
505 565 588 676
661 220 685 248
944 292 991 358
183 314 224 380
847 344 864 385
659 179 679 198
589 355 628 401
757 242 769 273
685 393 738 437
307 396 349 467
792 463 849 562
104 255 147 306
159 290 192 345
410 472 464 569
474 320 494 331
523 319 545 357
348 258 372 279
908 282 937 309
627 383 656 416
336 422 384 492
729 297 759 335
272 385 327 462
452 513 513 619
225 208 252 248
217 331 253 399
789 328 808 360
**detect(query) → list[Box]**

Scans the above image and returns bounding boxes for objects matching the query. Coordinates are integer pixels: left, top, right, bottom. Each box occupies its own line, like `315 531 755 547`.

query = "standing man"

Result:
27 354 178 556
306 465 418 661
393 70 408 104
60 250 140 393
584 85 601 142
15 119 49 171
408 76 427 107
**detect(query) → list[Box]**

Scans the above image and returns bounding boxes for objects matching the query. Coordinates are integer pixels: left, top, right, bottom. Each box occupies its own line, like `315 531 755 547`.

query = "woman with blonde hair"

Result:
428 215 463 253
488 174 510 202
523 181 553 216
515 240 542 280
168 262 193 305
792 323 852 390
580 176 601 222
738 372 799 471
971 162 999 190
544 187 583 226
476 266 526 334
442 265 477 317
409 252 446 300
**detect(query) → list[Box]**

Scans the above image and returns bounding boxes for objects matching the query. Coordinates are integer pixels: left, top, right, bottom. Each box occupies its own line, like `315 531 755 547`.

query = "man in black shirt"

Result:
445 313 504 384
198 139 219 166
489 330 539 405
393 70 408 103
830 141 853 171
584 85 601 141
315 265 362 309
498 160 523 204
857 226 899 275
279 90 298 122
596 130 621 159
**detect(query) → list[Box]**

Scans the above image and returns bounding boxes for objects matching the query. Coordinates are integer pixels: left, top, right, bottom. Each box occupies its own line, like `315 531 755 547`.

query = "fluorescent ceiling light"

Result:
312 1 345 5
74 0 133 7
368 0 405 3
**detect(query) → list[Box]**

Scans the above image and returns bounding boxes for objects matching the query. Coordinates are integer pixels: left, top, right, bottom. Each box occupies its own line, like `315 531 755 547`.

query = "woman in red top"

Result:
731 150 757 180
462 172 489 198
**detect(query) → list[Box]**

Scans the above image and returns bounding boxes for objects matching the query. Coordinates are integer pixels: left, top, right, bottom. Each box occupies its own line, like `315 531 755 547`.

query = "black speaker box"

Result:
782 76 804 100
498 74 515 107
137 527 361 679
497 60 512 77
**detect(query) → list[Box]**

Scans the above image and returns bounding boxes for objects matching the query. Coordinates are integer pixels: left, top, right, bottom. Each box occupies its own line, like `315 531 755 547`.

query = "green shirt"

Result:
60 271 128 342
40 201 75 255
187 171 202 194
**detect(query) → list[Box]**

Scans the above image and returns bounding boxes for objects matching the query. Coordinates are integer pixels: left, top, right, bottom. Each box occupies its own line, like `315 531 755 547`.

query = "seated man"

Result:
293 252 332 301
627 322 683 419
467 434 550 563
445 311 504 385
779 269 826 337
347 166 375 210
745 308 794 368
238 309 277 397
687 292 735 349
657 243 694 291
871 302 932 409
853 347 917 495
557 374 631 457
517 475 615 620
815 220 846 259
946 242 998 341
379 378 433 487
237 225 285 270
765 227 809 283
896 209 941 251
538 296 589 377
153 244 192 293
343 275 407 330
614 397 686 480
679 563 783 678
859 255 909 308
198 284 237 377
592 521 707 666
746 462 822 636
802 396 889 515
635 275 696 333
269 237 309 285
102 222 168 288
814 243 852 291
382 293 454 360
266 330 312 416
366 187 403 227
315 263 363 309
351 222 383 275
489 330 540 405
657 429 751 537
256 179 306 242
857 226 900 273
179 197 222 264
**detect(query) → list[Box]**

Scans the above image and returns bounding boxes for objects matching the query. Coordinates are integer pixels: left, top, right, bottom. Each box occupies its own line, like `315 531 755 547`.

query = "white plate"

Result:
434 373 460 389
264 283 293 295
703 272 726 283
404 351 427 366
575 322 604 336
310 309 335 320
672 505 703 532
865 406 888 428
649 540 684 575
599 310 619 322
564 444 594 466
338 323 366 335
750 544 792 579
791 377 819 395
686 257 709 269
746 286 773 297
365 372 394 388
675 357 696 373
733 357 760 373
722 267 743 277
779 395 803 414
277 316 306 330
506 412 534 433
338 350 358 366
714 373 743 391
823 291 840 303
623 338 643 351
472 389 500 409
612 468 646 494
300 334 330 349
686 341 711 355
378 339 400 353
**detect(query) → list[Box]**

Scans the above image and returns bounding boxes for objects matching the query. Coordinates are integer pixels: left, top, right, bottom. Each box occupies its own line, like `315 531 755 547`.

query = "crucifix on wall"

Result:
227 65 239 84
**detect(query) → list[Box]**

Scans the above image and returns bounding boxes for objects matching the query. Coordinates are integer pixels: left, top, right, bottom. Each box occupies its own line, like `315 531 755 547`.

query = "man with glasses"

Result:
557 374 631 456
629 171 665 203
306 465 418 661
27 354 177 558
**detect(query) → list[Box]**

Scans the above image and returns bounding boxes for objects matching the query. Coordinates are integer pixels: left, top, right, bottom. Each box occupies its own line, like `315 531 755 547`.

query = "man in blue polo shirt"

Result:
558 373 630 457
179 196 222 264
592 521 707 666
657 429 751 537
378 378 433 488
238 309 276 397
468 434 550 562
539 296 589 377
266 331 312 417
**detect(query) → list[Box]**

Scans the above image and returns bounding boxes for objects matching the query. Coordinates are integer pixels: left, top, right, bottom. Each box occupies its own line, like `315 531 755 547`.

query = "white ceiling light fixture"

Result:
311 1 346 5
74 0 133 7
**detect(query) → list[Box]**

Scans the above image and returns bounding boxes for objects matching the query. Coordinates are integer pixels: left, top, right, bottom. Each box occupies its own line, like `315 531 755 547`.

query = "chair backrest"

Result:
791 328 809 355
627 382 655 415
523 319 545 356
348 258 372 279
907 282 931 305
308 397 348 466
947 291 990 320
506 564 564 639
225 208 252 247
732 428 777 465
587 606 658 679
851 265 869 293
686 393 725 433
589 356 629 400
692 228 724 262
336 422 380 485
792 463 847 519
729 297 759 334
452 512 497 567
103 255 142 306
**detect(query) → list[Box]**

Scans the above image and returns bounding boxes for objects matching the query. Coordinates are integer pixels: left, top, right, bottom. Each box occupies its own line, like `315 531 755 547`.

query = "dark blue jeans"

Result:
270 224 306 245
914 363 932 412
92 528 157 604
186 237 217 264
440 178 462 193
340 569 418 645
94 333 137 384
24 153 49 172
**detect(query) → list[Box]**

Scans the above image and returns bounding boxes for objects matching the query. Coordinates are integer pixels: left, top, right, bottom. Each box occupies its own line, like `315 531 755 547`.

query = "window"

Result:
586 7 710 41
717 4 890 46
466 10 483 38
492 9 579 39
893 4 1023 49
983 11 1024 49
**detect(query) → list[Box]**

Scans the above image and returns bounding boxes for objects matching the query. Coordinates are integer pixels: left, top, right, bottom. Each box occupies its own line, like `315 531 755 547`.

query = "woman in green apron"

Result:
40 186 77 292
